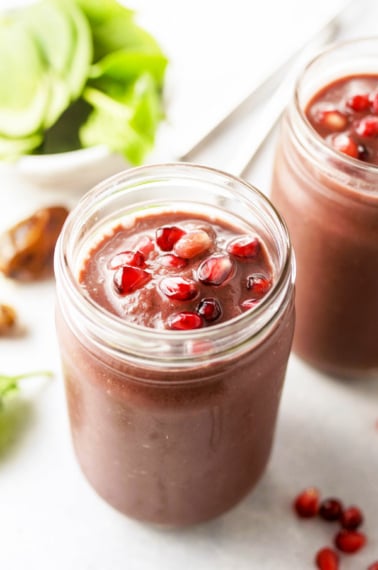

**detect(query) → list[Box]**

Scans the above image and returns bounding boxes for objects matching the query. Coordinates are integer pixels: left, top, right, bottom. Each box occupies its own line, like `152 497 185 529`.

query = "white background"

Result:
0 1 377 569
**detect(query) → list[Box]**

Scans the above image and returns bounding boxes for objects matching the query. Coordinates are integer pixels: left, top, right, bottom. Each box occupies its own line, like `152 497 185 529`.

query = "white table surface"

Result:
0 1 377 569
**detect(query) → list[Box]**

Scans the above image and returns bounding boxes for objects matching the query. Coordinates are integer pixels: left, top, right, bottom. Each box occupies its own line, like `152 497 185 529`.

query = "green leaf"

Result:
0 377 18 401
128 74 164 141
72 0 133 23
90 49 168 88
38 97 91 154
73 0 162 61
80 73 162 164
0 370 53 407
0 371 52 455
79 87 146 164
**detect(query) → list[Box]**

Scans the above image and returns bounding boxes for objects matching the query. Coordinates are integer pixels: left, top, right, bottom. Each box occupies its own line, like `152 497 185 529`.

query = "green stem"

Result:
1 370 54 382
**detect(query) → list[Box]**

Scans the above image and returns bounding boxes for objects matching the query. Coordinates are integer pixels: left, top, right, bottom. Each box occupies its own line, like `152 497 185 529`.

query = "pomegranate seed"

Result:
367 562 378 570
174 230 212 259
330 133 359 158
159 276 198 301
108 250 145 269
370 92 378 114
197 297 222 322
134 235 154 257
334 529 366 554
315 547 339 570
241 299 259 310
357 143 369 160
319 498 343 522
156 226 185 251
246 273 272 297
346 93 370 112
294 487 320 518
227 236 260 259
355 115 378 137
340 506 364 530
168 311 203 330
158 253 187 269
316 109 348 131
197 254 234 286
113 266 151 295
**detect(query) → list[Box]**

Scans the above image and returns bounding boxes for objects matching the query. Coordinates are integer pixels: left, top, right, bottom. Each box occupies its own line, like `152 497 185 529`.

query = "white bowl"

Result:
13 145 128 194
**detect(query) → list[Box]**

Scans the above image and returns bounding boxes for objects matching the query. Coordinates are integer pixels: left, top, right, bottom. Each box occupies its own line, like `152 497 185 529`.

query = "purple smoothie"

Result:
55 164 295 525
271 40 378 378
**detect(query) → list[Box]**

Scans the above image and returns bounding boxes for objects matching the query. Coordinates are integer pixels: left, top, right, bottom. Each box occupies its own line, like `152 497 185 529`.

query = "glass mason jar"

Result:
271 38 378 379
54 163 295 526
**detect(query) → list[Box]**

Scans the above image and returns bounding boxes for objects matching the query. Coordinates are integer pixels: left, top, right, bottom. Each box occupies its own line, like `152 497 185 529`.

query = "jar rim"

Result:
293 36 378 191
55 162 294 366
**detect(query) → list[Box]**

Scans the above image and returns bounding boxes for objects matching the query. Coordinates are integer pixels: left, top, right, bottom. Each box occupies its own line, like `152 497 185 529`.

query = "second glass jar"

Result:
271 38 378 379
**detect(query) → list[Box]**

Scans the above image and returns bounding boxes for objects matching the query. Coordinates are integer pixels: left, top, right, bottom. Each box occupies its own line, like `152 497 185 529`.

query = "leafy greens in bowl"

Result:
0 0 168 167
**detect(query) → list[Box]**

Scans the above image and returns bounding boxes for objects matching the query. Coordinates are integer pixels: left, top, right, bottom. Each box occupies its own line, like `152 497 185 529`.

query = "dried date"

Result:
0 206 69 280
0 303 17 335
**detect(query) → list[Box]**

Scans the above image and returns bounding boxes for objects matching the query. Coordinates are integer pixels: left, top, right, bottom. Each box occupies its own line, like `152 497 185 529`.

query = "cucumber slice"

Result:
0 17 50 137
20 1 74 77
57 0 92 100
19 0 75 127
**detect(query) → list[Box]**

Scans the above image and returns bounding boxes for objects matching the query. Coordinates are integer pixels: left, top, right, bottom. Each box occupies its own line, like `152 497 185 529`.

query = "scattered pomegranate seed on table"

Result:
315 547 339 570
293 488 371 568
293 487 320 518
340 506 364 530
319 498 343 522
334 529 366 554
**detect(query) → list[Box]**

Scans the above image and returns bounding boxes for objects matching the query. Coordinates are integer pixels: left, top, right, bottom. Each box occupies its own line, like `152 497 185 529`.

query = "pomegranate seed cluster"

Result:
305 74 378 164
293 487 377 569
80 213 273 330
